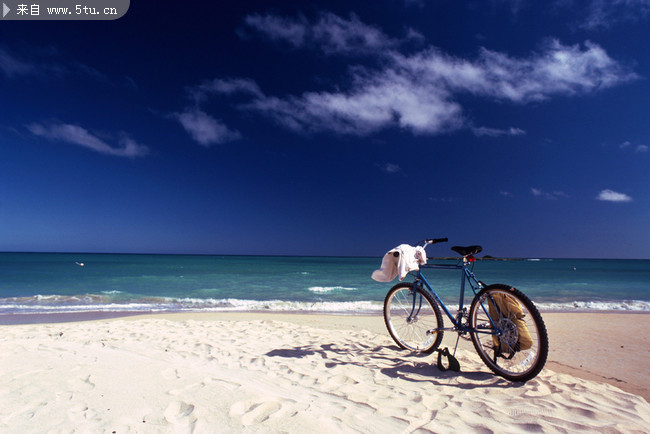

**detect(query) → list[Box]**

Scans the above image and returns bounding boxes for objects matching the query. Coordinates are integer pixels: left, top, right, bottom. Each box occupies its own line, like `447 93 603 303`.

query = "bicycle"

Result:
382 238 548 382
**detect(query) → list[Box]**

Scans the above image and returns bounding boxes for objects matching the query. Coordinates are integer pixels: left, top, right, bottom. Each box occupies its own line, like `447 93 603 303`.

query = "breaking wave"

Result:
1 294 648 315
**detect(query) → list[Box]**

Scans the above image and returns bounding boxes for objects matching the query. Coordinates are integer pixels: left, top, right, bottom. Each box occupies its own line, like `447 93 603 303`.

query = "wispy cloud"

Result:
428 196 461 202
581 0 650 29
596 189 633 202
246 77 464 136
183 12 636 140
493 0 650 30
376 162 402 174
531 188 569 200
0 47 36 77
187 77 264 104
241 14 309 48
619 140 648 153
490 0 527 16
243 12 417 55
173 108 241 147
619 140 632 149
27 123 149 158
411 39 638 103
174 78 257 145
0 45 106 81
231 13 637 137
473 126 526 137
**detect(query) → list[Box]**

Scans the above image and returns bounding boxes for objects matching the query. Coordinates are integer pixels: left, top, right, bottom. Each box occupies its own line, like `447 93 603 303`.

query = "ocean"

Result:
1 253 649 317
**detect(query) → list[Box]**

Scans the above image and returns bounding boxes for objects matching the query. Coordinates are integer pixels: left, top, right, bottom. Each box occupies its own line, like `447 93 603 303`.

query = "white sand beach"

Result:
1 312 649 433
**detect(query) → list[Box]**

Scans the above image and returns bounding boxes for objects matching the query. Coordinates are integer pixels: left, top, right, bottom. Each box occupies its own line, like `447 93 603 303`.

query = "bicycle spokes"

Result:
383 282 444 353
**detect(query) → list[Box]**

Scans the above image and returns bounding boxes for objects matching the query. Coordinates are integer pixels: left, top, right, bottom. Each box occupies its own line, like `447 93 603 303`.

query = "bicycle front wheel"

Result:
383 282 444 353
469 284 548 382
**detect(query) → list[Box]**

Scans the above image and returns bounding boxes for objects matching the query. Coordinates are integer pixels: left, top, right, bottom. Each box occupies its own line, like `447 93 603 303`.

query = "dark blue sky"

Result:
1 0 649 258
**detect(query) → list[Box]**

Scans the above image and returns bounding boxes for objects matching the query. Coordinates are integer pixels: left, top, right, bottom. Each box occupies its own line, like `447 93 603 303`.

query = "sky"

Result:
1 0 649 258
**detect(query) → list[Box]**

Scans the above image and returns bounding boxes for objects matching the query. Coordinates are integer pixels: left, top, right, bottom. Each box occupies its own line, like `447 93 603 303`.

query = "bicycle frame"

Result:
411 260 496 336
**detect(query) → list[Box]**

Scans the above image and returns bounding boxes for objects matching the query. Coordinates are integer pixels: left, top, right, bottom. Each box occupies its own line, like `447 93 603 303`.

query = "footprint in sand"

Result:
69 374 95 392
164 400 197 429
203 377 241 391
67 403 98 422
161 368 181 380
229 400 284 426
321 374 358 392
168 380 206 397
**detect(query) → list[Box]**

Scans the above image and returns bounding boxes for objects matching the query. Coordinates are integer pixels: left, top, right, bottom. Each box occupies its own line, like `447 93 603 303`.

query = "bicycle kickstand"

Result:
436 347 461 372
453 333 461 357
436 327 463 372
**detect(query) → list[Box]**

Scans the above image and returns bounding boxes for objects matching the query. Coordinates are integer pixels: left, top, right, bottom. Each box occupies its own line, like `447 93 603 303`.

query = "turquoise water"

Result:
1 253 648 314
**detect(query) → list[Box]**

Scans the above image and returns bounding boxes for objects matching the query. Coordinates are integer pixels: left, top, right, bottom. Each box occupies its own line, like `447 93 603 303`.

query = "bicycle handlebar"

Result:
416 237 448 247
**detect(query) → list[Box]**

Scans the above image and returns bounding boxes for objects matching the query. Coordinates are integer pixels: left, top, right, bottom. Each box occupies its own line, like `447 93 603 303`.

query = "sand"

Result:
1 312 649 433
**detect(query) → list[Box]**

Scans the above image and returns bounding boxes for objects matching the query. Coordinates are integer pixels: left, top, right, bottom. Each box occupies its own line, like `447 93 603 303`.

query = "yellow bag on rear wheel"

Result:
488 292 533 353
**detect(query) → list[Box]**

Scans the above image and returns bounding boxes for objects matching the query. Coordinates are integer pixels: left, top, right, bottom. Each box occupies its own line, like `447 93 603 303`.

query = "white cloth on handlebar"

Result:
371 244 427 282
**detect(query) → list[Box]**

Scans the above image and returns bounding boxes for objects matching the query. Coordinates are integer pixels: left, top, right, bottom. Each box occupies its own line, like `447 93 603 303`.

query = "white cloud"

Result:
248 70 464 135
619 141 648 153
0 47 36 77
500 0 526 15
248 35 633 136
531 188 569 200
177 79 255 145
0 46 106 81
243 14 309 48
237 14 637 137
310 12 400 55
473 126 526 137
377 163 402 174
596 189 633 202
27 123 149 158
403 39 636 103
188 78 264 103
192 13 637 139
174 108 241 146
582 0 650 29
428 196 460 202
243 12 415 55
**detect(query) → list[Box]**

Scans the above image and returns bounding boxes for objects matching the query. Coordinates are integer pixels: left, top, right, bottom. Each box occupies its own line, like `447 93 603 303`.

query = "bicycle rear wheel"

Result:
469 284 548 382
383 282 444 353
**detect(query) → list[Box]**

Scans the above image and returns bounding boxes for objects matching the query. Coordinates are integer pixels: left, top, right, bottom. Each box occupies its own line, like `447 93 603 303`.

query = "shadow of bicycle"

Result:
266 342 522 391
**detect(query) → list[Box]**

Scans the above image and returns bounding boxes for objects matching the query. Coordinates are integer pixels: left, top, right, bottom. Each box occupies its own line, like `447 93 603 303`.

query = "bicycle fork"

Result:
408 282 425 322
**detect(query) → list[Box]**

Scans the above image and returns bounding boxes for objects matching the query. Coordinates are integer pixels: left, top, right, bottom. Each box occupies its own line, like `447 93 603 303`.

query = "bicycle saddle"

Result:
451 245 483 257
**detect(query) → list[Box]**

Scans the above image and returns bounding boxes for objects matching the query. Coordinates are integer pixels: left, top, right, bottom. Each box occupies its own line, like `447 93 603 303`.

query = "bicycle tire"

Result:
469 284 548 382
383 282 444 353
